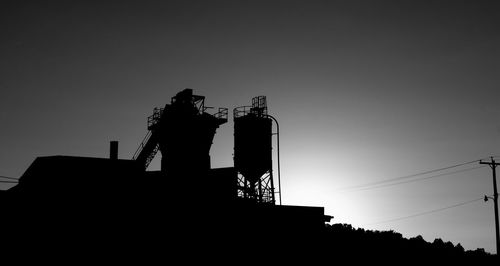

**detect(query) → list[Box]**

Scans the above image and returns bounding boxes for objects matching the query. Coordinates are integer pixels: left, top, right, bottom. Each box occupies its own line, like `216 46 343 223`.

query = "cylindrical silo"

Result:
233 96 275 204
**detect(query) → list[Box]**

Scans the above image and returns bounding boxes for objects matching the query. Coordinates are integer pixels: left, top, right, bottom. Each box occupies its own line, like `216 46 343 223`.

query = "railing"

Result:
132 130 152 160
233 106 268 119
204 106 228 121
233 106 252 119
214 107 228 120
132 130 160 169
147 107 163 129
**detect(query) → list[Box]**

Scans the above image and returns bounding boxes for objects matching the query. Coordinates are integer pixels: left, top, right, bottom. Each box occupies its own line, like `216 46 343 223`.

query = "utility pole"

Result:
480 157 500 256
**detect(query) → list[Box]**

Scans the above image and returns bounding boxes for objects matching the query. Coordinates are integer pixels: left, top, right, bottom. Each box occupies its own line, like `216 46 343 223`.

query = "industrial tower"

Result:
133 89 228 178
234 96 277 204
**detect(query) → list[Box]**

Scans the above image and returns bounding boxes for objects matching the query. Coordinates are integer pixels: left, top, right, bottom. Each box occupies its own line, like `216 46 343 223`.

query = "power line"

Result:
347 165 487 192
340 159 483 191
364 197 484 226
0 175 19 181
0 180 18 184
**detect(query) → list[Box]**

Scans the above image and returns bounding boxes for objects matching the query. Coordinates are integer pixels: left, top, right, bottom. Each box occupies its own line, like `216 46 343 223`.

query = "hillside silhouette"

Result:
323 223 495 262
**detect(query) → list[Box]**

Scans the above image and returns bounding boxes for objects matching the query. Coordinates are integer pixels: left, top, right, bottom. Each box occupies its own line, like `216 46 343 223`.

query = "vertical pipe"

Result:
276 119 281 205
110 141 118 160
267 115 281 205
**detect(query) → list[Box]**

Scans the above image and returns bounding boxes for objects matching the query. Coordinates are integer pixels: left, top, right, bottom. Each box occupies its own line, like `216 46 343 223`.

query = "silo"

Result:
234 96 275 204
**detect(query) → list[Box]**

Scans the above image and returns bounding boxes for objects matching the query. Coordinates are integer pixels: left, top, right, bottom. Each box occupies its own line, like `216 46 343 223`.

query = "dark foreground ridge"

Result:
1 89 496 262
325 223 495 262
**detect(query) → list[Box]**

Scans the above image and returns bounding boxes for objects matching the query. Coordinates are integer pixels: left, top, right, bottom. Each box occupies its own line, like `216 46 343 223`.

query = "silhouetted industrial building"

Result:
3 89 329 247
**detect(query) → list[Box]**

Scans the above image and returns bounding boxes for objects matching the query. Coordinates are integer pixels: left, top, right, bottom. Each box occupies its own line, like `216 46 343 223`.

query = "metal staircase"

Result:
132 130 160 169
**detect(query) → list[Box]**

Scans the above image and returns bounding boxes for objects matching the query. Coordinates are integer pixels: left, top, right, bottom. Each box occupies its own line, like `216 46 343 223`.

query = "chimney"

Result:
110 141 118 160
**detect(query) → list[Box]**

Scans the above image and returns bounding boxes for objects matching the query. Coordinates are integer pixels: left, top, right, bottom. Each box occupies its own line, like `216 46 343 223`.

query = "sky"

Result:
1 0 499 253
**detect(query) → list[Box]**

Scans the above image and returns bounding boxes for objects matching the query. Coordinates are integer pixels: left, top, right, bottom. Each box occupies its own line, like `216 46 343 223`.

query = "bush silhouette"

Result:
322 223 495 262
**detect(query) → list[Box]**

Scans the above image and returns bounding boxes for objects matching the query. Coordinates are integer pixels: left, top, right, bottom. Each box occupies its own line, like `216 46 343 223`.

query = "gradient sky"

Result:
1 0 499 253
